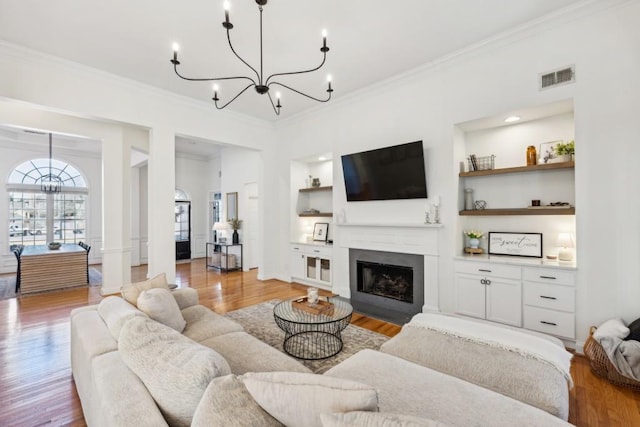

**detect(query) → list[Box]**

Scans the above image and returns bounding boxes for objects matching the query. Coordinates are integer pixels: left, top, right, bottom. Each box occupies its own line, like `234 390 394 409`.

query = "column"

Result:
101 130 132 295
147 127 176 283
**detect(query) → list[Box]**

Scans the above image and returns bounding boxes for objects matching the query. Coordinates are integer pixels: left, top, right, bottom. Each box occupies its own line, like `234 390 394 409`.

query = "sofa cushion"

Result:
320 412 448 427
119 316 231 427
192 374 283 427
200 331 311 374
121 272 169 306
137 288 186 332
90 351 169 427
242 371 378 427
181 305 244 342
97 296 148 341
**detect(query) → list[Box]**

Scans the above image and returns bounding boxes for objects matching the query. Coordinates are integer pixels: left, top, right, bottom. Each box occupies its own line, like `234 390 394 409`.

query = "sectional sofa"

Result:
70 279 574 426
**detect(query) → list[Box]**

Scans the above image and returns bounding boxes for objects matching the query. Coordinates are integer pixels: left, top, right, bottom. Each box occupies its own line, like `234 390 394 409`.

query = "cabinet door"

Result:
486 277 522 327
306 256 319 281
455 273 486 320
319 257 331 284
290 252 305 279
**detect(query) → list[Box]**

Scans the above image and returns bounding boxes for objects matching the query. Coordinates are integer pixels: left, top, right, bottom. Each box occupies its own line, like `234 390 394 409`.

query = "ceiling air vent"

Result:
539 65 575 90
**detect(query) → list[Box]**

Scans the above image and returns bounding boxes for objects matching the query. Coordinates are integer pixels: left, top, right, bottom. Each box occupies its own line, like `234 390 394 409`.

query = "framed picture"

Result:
539 140 562 164
488 232 543 258
313 223 329 242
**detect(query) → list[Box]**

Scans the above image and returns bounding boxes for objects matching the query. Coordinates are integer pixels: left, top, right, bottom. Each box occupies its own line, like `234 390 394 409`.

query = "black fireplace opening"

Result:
357 261 413 304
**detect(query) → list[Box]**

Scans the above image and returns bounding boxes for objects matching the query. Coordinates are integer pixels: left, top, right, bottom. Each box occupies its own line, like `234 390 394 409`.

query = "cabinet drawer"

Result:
523 267 575 286
524 282 575 312
306 246 332 257
455 261 521 280
291 245 305 253
523 306 575 339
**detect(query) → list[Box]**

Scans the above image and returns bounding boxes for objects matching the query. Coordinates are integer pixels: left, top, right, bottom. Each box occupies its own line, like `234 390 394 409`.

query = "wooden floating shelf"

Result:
459 207 575 216
459 161 574 177
299 186 333 193
298 212 333 217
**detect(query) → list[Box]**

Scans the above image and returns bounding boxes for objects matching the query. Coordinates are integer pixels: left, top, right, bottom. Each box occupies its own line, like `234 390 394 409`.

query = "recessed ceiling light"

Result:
318 156 327 161
504 116 521 123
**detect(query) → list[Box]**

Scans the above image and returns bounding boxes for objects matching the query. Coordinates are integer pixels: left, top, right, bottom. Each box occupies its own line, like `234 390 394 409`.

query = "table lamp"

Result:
557 233 574 261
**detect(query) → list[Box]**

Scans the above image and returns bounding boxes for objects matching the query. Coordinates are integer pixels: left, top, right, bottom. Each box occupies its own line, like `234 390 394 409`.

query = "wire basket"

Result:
583 326 640 391
468 155 495 171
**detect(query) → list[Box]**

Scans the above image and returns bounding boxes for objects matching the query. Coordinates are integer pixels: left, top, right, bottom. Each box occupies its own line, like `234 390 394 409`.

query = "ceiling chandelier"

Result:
170 0 333 116
40 133 63 194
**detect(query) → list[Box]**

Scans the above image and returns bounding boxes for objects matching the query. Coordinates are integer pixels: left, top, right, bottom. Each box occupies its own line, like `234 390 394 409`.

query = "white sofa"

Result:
70 289 573 427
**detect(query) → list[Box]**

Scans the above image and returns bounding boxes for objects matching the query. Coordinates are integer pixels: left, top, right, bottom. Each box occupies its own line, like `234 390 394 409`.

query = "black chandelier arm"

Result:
265 52 327 86
213 83 255 110
225 28 261 84
173 63 257 85
267 92 281 116
268 81 332 103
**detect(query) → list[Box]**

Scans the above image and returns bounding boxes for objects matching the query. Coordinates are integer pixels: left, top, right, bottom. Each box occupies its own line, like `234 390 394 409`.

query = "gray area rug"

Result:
225 300 389 373
0 267 102 300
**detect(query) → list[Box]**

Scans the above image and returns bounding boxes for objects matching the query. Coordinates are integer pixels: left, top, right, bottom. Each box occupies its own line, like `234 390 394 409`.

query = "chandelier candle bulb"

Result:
224 1 230 23
171 43 179 64
322 29 327 48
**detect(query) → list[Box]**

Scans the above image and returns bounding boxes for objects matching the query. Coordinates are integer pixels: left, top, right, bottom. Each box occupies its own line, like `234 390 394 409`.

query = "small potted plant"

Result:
553 140 575 163
228 218 242 244
464 230 484 249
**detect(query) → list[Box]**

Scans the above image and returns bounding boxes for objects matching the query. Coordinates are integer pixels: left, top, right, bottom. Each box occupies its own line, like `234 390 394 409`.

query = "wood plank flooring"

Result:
0 258 638 426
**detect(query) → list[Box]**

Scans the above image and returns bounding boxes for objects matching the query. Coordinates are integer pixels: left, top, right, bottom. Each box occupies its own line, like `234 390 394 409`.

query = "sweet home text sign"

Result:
488 232 542 258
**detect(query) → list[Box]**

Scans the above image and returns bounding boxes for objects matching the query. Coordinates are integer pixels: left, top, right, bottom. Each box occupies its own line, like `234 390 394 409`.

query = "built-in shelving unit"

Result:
459 161 574 178
459 161 575 216
460 207 575 216
297 186 333 217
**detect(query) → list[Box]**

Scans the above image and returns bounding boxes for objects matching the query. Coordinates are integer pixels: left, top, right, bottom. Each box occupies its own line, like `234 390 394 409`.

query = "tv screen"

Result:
341 141 428 201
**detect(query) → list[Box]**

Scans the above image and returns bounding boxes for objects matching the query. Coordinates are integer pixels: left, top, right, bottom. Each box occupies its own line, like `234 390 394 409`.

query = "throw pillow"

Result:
320 411 449 427
192 374 283 427
625 317 640 341
242 371 378 427
121 272 169 306
119 316 231 427
137 288 186 332
97 295 148 341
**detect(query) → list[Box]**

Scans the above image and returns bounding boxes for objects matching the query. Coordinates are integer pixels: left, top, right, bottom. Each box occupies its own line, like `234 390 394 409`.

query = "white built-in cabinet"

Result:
455 260 522 327
455 258 576 340
290 243 332 289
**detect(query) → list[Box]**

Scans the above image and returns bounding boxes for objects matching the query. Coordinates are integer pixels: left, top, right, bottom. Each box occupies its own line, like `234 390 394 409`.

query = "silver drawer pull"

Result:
539 275 556 280
540 321 557 326
478 269 492 273
540 295 557 300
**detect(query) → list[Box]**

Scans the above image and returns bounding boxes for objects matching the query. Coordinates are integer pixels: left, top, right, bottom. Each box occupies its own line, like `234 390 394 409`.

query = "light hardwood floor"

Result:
0 258 638 426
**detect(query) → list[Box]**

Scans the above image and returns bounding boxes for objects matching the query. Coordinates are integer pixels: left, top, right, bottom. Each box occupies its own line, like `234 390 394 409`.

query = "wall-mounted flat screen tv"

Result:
341 141 428 201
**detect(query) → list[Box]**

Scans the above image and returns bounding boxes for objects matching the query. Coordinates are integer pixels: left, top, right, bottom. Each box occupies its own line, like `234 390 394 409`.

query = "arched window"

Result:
8 159 88 249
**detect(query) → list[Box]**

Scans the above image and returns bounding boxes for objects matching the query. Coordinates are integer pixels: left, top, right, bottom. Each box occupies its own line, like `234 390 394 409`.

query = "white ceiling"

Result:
0 0 587 122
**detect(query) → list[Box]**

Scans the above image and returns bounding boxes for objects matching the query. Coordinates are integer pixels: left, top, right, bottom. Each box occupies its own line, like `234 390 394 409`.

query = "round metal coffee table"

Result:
273 297 353 360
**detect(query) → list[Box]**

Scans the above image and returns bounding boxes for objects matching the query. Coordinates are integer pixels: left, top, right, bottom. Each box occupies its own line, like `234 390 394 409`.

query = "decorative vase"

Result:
232 230 239 244
469 238 480 249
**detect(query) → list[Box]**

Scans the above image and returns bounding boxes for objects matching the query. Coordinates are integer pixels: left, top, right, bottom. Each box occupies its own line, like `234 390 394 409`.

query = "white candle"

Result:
432 195 440 207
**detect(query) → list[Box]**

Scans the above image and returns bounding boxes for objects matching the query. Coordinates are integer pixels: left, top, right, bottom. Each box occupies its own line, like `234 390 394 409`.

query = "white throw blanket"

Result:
408 313 573 385
593 318 640 381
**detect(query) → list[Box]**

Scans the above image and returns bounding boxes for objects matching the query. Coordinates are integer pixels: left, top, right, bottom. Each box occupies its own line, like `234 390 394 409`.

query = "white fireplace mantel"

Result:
337 223 441 313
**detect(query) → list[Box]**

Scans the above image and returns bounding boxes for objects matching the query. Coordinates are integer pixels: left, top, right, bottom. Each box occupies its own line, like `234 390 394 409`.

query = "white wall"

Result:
276 1 640 350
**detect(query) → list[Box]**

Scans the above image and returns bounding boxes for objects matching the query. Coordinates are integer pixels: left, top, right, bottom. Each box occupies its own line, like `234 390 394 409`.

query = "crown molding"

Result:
0 40 275 132
276 0 630 128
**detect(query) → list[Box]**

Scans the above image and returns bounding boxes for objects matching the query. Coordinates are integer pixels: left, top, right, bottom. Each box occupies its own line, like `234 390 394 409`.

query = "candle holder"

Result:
424 211 431 224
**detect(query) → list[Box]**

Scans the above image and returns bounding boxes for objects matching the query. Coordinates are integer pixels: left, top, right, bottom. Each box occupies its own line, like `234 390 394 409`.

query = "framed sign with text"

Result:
488 232 543 258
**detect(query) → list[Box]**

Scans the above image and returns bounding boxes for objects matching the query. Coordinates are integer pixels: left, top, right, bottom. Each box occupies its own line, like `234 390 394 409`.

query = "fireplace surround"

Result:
350 248 424 324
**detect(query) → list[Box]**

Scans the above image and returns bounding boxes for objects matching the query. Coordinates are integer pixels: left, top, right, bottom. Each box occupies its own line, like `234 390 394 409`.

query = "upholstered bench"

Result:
379 313 573 420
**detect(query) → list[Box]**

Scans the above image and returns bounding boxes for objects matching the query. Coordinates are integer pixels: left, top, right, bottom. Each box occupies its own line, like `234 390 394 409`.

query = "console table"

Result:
20 244 88 294
206 243 243 272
